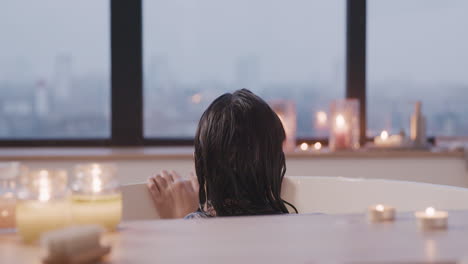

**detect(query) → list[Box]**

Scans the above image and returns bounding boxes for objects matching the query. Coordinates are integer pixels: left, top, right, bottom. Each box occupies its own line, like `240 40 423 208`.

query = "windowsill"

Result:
0 147 464 161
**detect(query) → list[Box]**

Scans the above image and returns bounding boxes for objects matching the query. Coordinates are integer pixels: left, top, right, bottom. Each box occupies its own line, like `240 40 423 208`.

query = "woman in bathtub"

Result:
147 89 297 219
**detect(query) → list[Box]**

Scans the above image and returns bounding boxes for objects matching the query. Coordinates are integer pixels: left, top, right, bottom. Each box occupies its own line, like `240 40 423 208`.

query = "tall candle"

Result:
0 162 20 229
16 169 70 243
71 163 122 231
333 114 349 149
0 195 15 229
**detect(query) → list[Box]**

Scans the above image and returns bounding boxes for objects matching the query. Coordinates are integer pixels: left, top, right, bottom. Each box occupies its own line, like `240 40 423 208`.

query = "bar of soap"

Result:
41 225 111 264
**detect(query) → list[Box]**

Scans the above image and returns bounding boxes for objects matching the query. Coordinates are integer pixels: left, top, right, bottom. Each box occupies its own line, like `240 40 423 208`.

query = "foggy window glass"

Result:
144 0 346 138
0 1 110 139
368 0 468 137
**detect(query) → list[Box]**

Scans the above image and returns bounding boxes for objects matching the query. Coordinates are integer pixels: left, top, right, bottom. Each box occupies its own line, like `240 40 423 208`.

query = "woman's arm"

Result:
147 170 199 219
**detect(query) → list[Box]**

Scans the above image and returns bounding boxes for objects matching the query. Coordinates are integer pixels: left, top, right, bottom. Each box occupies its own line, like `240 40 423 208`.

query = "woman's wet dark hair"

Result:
194 89 297 216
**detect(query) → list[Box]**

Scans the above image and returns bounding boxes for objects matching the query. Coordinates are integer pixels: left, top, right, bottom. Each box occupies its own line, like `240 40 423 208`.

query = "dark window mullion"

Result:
111 0 143 146
346 0 367 145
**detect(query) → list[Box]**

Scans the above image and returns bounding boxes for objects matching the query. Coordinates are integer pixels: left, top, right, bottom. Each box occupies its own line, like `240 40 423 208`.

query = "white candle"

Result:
299 143 309 151
316 111 328 128
415 207 448 230
374 130 403 147
313 142 322 151
368 204 396 222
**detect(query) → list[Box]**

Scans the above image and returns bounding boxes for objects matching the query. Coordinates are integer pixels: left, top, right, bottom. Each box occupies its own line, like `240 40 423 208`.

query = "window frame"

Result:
0 0 366 147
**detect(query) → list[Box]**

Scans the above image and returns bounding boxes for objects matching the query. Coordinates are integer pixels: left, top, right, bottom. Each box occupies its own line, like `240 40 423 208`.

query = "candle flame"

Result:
376 204 385 212
38 170 51 202
425 207 435 216
314 142 322 150
316 111 327 125
91 165 103 193
335 114 346 128
1 210 9 217
380 130 389 140
300 143 309 151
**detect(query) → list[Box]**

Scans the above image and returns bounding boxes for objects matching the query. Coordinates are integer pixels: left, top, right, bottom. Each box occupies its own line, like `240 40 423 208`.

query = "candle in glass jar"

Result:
71 163 122 231
0 194 15 229
16 170 70 243
0 162 20 229
415 207 448 230
333 114 349 149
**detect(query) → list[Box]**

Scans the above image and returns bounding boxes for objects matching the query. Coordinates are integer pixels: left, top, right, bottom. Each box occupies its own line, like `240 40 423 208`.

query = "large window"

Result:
0 0 110 139
368 0 468 137
143 0 346 138
4 1 467 146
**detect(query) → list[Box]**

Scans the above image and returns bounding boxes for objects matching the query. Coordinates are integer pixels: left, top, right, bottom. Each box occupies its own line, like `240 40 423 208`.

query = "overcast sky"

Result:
1 0 467 86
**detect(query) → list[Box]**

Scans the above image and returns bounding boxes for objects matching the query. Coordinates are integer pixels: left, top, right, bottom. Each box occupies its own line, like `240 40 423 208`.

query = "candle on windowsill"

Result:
368 204 395 222
16 169 70 243
333 114 350 150
313 142 322 151
329 99 360 151
299 143 309 151
71 163 122 231
374 130 403 147
415 207 448 230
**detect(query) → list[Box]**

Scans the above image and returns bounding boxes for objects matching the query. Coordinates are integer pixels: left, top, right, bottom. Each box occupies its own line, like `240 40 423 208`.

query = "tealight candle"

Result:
313 142 322 151
415 207 448 230
299 143 309 151
374 130 404 147
16 169 70 243
368 204 396 222
71 163 122 231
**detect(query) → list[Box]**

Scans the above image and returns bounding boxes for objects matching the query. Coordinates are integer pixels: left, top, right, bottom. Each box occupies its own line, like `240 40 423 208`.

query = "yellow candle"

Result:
16 200 70 243
71 193 122 231
15 169 69 243
72 163 122 231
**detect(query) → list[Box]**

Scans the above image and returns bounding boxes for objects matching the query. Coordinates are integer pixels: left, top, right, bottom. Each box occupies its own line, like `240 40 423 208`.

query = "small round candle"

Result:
368 204 395 222
299 143 309 151
415 207 448 230
313 142 322 151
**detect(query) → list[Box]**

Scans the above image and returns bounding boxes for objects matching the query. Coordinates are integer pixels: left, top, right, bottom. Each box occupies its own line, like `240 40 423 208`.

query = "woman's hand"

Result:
147 170 199 219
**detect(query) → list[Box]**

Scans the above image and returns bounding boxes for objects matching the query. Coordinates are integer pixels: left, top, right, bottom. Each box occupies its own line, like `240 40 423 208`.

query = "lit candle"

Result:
374 130 403 147
368 204 395 222
316 111 328 128
313 142 322 151
299 143 309 151
0 162 20 229
16 169 70 243
333 114 350 150
270 100 297 152
71 163 122 231
0 194 15 229
415 207 448 230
